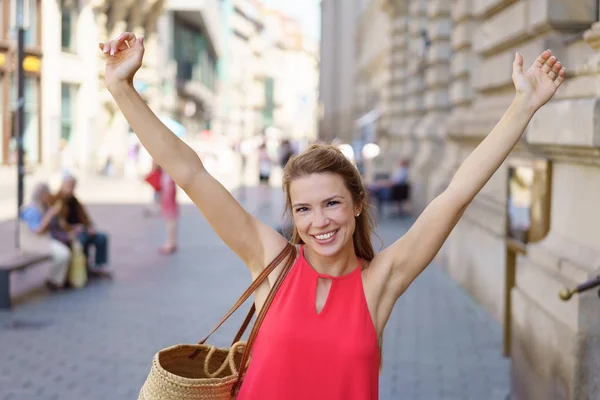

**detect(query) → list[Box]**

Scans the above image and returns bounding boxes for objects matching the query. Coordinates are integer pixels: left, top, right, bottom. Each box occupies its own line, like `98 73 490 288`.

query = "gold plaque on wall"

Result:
506 158 552 245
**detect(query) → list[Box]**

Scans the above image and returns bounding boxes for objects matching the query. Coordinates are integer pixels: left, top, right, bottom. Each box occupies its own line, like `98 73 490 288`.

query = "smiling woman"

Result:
283 146 375 266
100 30 565 399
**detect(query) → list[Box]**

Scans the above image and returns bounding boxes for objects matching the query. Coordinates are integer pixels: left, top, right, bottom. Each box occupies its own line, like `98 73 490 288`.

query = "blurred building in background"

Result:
0 0 44 167
354 0 391 172
261 6 318 145
1 0 318 175
39 0 165 174
319 0 600 398
157 0 220 137
319 0 360 144
214 0 265 142
215 0 319 147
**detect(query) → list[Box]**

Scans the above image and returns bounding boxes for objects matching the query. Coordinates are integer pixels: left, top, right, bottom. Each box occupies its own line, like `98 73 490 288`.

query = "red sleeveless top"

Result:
237 246 380 399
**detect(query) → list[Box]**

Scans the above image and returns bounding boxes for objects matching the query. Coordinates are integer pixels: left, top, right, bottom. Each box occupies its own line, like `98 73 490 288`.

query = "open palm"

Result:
512 50 565 111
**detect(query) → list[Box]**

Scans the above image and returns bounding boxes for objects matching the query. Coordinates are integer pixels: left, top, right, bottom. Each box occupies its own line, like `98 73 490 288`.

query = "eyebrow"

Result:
292 195 343 208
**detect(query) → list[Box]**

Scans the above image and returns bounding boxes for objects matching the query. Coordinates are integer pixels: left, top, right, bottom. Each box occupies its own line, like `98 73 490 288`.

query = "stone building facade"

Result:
376 0 600 398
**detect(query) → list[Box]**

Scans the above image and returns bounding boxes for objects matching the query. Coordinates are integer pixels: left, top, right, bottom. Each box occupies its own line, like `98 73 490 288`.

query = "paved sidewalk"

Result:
0 188 509 400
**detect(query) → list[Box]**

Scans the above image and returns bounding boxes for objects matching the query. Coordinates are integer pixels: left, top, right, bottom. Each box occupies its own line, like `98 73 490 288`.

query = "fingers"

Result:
541 55 557 73
99 32 142 56
554 67 566 88
532 49 552 69
512 52 524 75
548 60 562 80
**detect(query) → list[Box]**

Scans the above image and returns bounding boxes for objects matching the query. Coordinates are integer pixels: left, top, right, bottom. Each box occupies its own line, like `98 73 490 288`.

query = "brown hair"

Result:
282 144 376 261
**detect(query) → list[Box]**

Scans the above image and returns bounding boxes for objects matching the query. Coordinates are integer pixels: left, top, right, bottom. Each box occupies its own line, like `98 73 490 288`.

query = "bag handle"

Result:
189 243 295 356
231 244 296 396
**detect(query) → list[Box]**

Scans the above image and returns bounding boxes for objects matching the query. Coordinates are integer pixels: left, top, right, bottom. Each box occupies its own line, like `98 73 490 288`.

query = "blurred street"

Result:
0 183 509 400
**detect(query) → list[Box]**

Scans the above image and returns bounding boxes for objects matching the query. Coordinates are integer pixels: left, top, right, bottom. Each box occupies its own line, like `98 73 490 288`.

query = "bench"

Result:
0 252 52 309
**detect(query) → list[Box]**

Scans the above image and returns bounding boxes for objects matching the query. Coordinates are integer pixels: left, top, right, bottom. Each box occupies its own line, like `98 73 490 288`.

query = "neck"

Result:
303 243 360 277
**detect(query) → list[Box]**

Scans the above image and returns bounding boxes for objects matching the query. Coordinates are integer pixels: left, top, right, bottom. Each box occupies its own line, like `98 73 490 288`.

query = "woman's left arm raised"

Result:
380 50 566 300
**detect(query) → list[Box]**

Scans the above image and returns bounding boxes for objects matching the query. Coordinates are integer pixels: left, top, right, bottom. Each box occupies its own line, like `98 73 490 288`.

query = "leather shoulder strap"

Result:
197 243 294 346
232 244 297 395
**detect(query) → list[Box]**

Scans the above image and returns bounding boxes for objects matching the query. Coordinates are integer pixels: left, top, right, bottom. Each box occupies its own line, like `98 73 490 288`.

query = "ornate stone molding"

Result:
578 21 600 76
530 145 600 167
380 0 408 16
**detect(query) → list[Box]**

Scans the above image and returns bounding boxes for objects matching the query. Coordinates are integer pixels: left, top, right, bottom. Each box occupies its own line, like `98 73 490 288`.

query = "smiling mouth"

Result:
311 230 338 240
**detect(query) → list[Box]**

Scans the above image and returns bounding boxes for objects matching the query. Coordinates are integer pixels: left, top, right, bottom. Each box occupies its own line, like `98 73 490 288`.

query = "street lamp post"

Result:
14 0 27 249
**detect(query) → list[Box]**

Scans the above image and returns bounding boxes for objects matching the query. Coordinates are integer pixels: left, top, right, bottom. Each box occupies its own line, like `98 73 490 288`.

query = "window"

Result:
11 76 40 164
61 0 78 51
0 1 4 39
173 19 218 90
61 83 77 141
23 0 38 47
263 77 274 126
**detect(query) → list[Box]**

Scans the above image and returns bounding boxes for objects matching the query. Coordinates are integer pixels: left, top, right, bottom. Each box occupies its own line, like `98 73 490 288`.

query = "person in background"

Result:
144 159 162 217
159 170 179 255
258 143 272 184
279 139 295 168
56 175 110 276
20 183 71 291
257 143 273 209
368 159 409 211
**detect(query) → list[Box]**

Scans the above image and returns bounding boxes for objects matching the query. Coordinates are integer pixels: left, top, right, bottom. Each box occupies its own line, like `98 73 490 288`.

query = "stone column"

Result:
435 0 475 266
395 0 427 165
410 0 452 210
384 0 408 161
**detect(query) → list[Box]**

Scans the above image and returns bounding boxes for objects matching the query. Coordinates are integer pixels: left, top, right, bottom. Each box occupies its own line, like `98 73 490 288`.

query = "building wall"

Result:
380 0 600 398
355 0 391 169
319 0 360 143
38 0 166 174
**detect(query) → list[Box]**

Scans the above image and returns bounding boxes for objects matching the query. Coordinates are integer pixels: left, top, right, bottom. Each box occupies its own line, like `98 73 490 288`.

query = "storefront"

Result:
0 0 42 166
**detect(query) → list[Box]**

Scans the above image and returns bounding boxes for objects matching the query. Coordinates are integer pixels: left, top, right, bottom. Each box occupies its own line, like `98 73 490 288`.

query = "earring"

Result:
355 213 360 217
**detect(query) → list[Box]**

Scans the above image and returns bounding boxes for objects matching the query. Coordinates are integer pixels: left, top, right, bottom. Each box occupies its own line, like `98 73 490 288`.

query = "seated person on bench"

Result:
368 159 409 210
55 175 110 276
20 183 72 292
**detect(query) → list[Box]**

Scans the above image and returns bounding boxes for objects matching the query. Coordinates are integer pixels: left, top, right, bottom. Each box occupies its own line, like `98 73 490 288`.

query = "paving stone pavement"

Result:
0 188 509 400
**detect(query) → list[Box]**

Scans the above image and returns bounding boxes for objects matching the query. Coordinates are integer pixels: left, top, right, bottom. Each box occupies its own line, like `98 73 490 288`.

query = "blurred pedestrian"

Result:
258 143 272 184
56 175 111 277
144 159 162 217
257 143 273 209
368 159 409 211
159 170 179 255
279 139 295 168
102 32 566 399
19 183 71 291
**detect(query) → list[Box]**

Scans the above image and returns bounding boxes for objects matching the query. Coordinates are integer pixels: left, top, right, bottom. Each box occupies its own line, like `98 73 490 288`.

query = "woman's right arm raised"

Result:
100 32 287 272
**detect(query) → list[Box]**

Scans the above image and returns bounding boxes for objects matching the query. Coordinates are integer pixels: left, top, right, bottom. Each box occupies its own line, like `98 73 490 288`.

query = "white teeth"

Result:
315 231 336 240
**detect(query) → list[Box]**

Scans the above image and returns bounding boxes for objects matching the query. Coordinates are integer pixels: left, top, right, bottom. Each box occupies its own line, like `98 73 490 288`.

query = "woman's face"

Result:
290 173 359 258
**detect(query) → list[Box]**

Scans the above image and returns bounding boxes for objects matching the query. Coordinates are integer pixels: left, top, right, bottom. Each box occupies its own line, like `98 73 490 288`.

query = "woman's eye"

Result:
295 207 308 213
326 201 339 207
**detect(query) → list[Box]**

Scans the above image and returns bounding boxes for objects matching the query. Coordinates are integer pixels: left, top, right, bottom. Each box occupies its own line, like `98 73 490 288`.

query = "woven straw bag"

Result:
138 243 296 400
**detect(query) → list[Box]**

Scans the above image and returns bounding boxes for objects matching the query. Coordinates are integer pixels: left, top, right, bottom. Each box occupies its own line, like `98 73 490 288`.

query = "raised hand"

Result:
99 32 145 91
512 50 566 111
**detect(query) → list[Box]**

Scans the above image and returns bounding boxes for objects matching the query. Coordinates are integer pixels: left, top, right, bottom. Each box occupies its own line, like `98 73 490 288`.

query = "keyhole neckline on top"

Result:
300 245 362 281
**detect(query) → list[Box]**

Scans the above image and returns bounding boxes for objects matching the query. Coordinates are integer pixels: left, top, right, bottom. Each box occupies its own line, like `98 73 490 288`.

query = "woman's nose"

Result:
312 210 329 228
